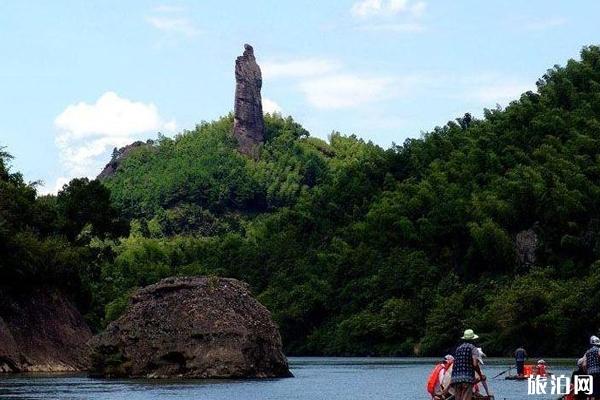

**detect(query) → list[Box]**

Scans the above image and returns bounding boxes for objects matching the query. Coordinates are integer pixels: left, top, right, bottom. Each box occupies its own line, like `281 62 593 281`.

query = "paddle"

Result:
493 365 514 379
481 377 493 398
472 374 494 399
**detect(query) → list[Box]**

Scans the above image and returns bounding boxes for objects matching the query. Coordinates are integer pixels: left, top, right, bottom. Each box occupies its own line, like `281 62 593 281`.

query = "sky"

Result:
1 1 599 193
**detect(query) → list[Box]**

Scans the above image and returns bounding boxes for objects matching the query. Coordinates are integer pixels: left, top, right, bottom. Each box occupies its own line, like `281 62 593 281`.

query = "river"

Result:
0 357 577 399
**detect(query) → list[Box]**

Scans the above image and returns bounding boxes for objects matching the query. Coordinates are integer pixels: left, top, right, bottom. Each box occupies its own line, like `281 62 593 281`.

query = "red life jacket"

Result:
426 363 445 395
537 364 547 376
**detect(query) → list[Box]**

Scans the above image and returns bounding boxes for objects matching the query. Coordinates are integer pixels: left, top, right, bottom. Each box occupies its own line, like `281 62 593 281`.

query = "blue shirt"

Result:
515 348 527 362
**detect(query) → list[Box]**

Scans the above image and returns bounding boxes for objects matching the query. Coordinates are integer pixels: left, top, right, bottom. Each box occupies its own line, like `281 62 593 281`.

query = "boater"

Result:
450 329 486 400
514 346 527 377
582 335 600 399
535 359 547 376
426 355 454 399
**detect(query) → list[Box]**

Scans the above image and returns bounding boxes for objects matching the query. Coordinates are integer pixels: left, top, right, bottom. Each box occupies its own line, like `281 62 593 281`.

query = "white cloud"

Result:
468 82 533 104
262 58 341 79
298 74 395 109
357 22 425 32
521 17 567 31
351 0 426 18
407 1 426 17
55 92 169 139
351 0 382 17
351 0 426 34
164 119 178 131
54 176 71 193
263 98 282 114
264 55 409 110
54 91 175 180
38 176 71 196
146 16 200 37
146 5 199 38
152 5 185 13
407 72 534 108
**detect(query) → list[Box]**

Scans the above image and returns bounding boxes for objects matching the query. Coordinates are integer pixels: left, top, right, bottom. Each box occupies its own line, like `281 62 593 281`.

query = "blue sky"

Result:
1 1 599 193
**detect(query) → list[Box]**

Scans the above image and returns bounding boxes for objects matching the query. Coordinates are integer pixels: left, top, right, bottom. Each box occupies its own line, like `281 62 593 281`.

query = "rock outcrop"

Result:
98 140 154 179
233 44 265 157
89 276 291 379
0 288 92 372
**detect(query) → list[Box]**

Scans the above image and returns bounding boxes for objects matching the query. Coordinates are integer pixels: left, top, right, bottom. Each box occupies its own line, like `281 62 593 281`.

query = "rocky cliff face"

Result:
233 44 265 157
89 276 291 379
0 288 92 372
98 140 154 179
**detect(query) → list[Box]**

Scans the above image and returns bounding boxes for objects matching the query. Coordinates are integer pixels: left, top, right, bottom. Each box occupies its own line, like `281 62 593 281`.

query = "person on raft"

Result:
514 346 527 377
427 355 454 399
535 359 547 376
450 329 487 400
566 357 587 400
581 335 600 399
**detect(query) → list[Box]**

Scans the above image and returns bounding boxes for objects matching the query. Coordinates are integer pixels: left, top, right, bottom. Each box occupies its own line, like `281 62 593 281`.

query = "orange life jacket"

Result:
426 363 445 395
524 364 534 377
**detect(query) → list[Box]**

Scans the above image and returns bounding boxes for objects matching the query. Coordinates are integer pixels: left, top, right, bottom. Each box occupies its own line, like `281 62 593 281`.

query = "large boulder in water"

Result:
0 288 92 372
88 276 292 379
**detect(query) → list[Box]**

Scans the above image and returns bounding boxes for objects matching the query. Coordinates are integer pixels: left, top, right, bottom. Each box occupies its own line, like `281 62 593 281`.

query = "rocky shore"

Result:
0 288 92 372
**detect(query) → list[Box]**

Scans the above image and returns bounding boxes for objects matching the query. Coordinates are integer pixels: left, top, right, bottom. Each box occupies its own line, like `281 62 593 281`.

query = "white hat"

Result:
461 329 479 340
537 359 545 364
444 355 454 362
591 335 600 345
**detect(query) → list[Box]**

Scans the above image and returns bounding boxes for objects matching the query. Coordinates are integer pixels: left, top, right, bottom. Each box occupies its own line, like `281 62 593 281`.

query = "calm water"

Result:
0 357 575 400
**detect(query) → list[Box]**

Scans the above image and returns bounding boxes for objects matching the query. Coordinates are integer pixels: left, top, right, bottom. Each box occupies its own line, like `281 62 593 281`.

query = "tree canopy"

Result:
5 46 600 357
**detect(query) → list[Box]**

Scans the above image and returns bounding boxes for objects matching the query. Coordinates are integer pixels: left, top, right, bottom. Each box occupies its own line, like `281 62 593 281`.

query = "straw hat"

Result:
461 329 479 340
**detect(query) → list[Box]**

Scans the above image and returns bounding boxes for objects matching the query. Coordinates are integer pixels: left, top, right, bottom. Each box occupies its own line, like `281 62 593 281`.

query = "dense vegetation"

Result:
0 150 126 314
4 46 600 357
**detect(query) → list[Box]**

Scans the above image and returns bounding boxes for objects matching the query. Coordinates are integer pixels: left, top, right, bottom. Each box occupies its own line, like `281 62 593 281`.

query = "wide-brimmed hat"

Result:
444 355 455 363
537 359 546 364
591 335 600 345
461 329 479 340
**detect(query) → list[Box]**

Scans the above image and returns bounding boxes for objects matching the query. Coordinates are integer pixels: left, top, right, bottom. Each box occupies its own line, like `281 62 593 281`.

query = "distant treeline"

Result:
4 46 600 357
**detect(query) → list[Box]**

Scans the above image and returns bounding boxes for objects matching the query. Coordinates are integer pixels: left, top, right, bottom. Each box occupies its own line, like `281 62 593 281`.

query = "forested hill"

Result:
5 46 600 357
97 45 600 356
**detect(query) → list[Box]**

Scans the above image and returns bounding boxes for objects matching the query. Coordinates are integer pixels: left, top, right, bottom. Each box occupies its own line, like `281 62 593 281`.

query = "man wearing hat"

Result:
450 329 486 400
582 336 600 399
